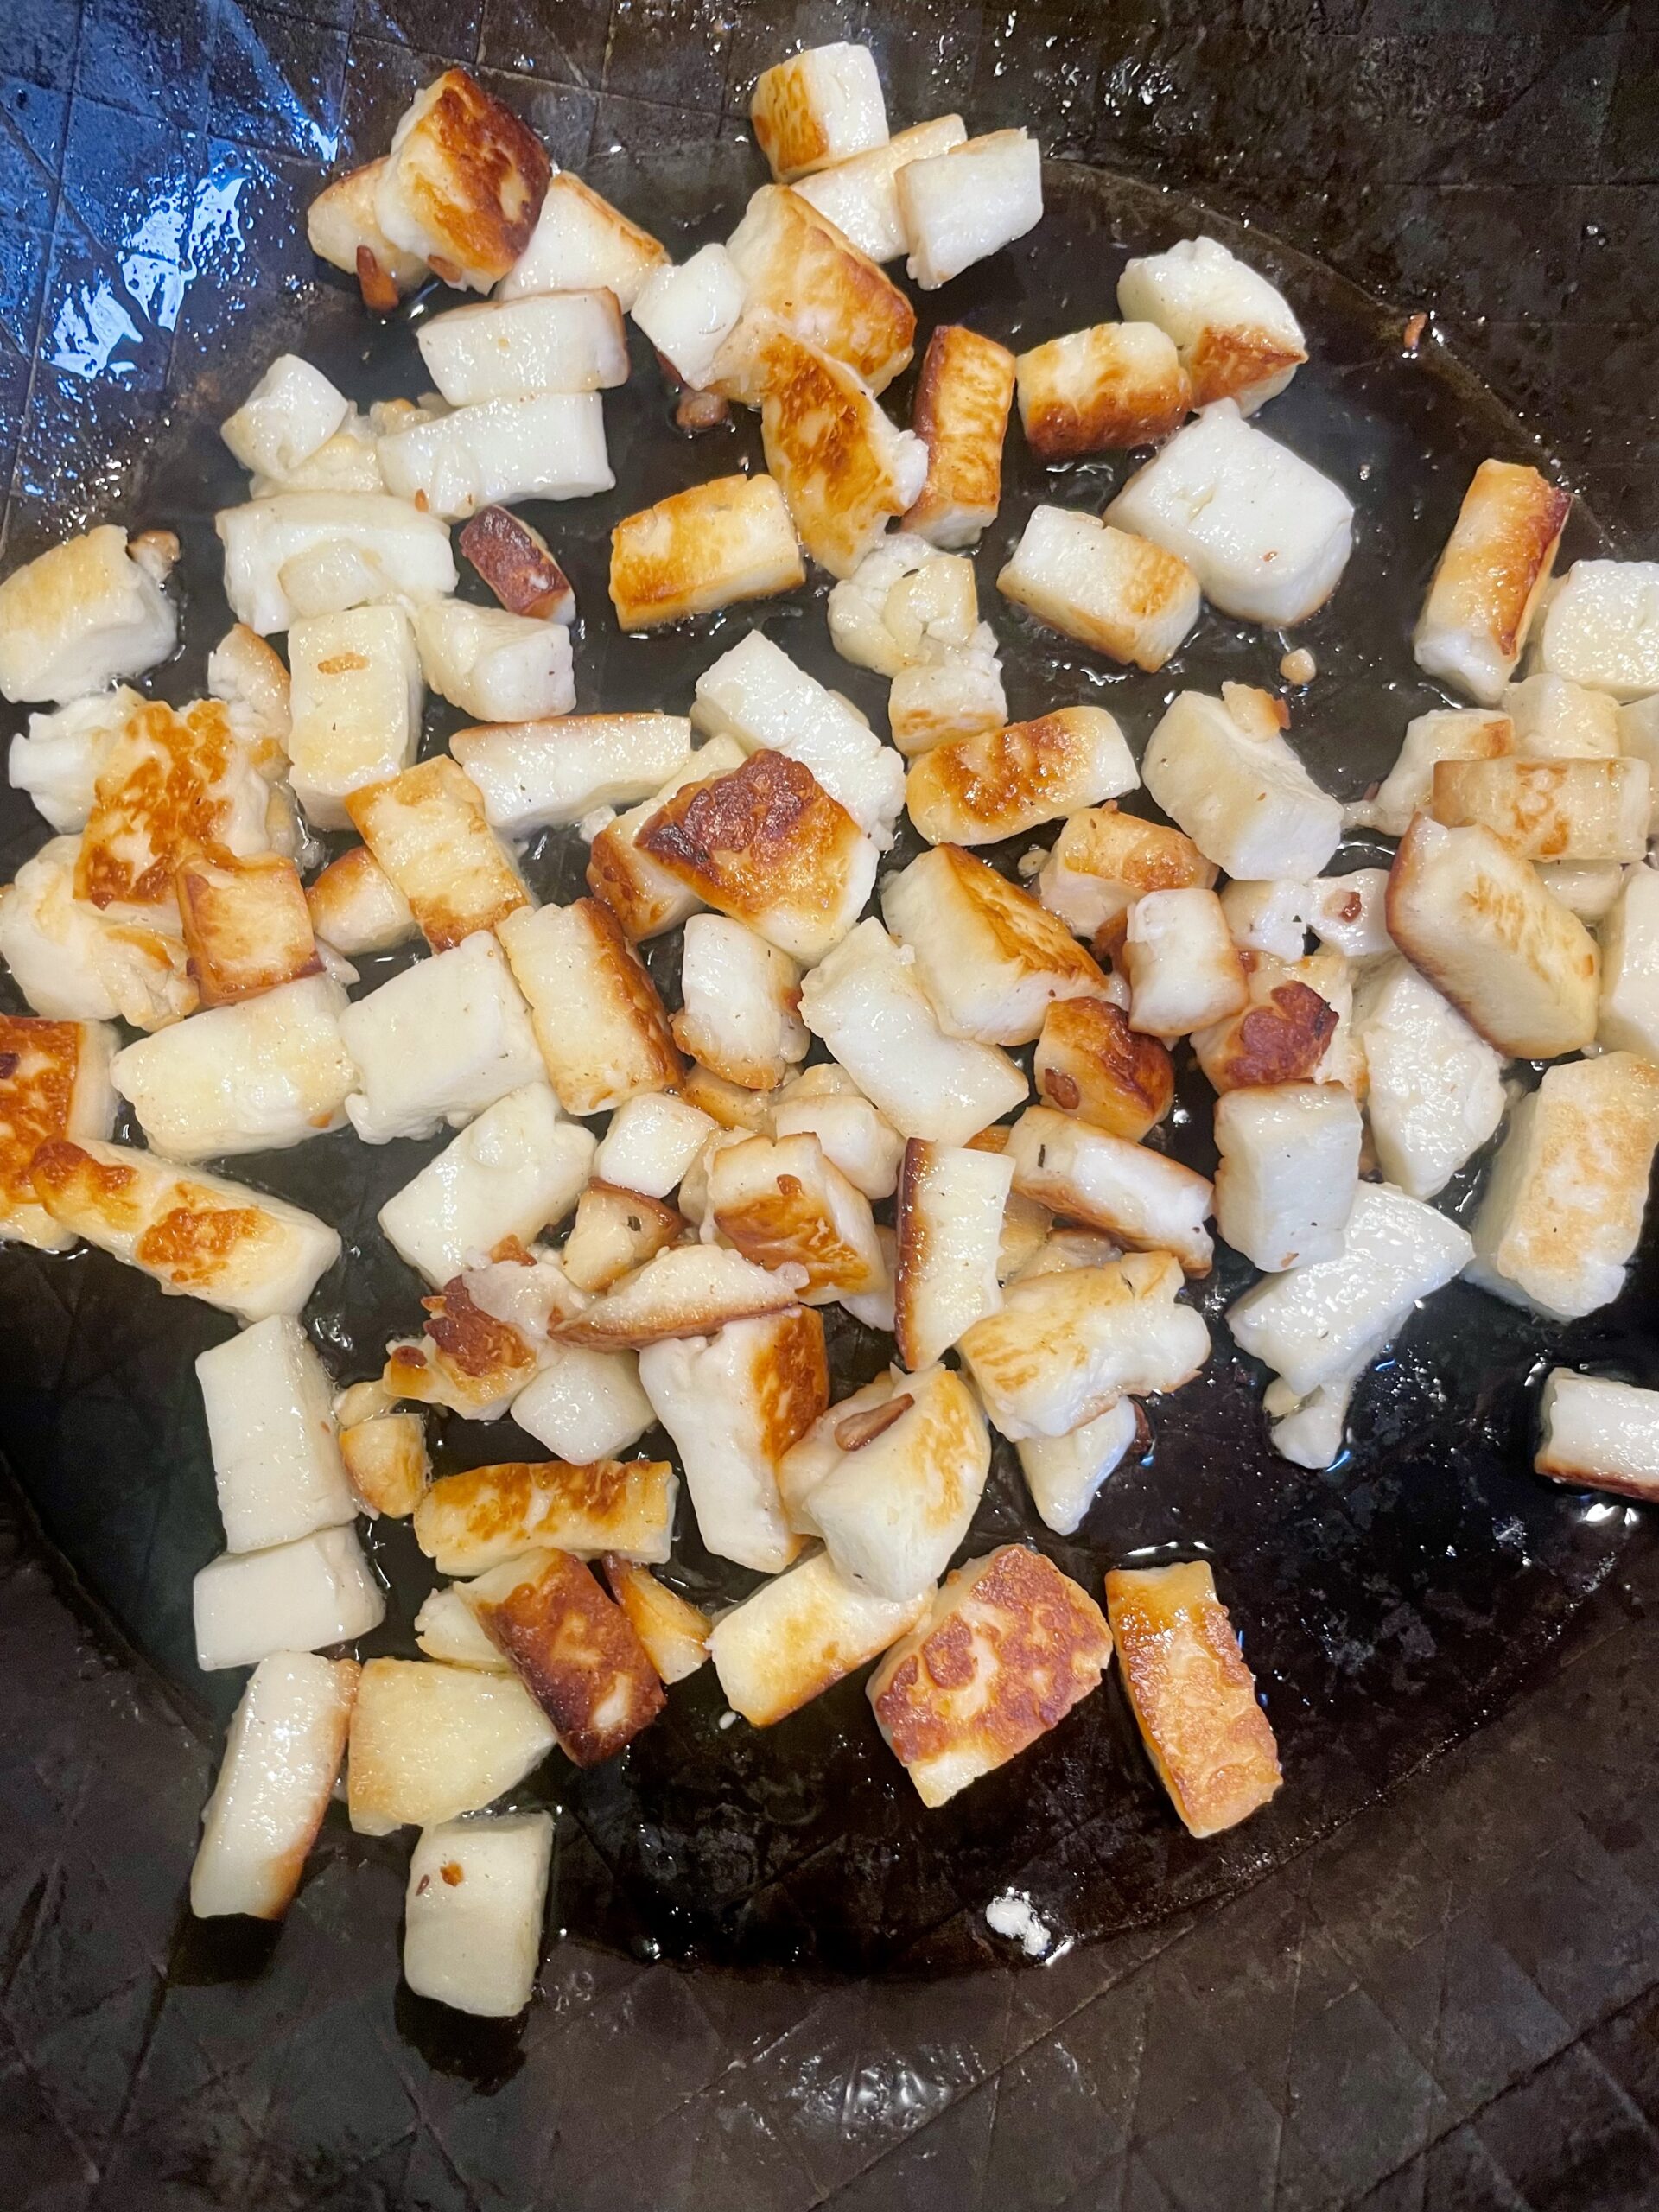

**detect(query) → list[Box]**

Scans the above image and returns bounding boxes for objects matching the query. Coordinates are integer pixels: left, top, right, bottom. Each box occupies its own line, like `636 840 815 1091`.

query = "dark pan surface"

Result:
1 140 1651 1980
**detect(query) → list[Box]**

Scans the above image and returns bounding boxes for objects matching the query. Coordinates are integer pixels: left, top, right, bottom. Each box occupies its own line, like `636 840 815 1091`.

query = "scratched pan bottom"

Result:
1 143 1651 1984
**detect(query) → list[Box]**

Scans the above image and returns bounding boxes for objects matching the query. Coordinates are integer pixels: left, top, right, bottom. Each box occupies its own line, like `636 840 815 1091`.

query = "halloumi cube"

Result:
1430 756 1649 862
1017 1398 1140 1538
1538 860 1626 923
1038 803 1216 940
1351 957 1506 1199
960 1251 1210 1440
1123 887 1248 1040
1349 707 1515 838
584 734 745 941
1016 322 1192 458
0 525 177 705
378 1083 593 1287
512 1344 655 1463
893 1142 1011 1369
418 289 627 404
898 129 1044 291
798 918 1027 1141
74 696 271 918
414 1583 507 1667
286 603 423 831
414 600 574 725
1117 236 1306 416
712 1551 925 1727
1212 1082 1361 1272
245 415 384 499
904 321 1016 549
196 1315 355 1554
1033 997 1174 1141
637 748 877 964
725 184 913 394
216 492 456 636
750 42 888 182
997 505 1199 672
601 1560 710 1684
1229 1180 1472 1398
631 244 748 388
497 172 666 309
592 1093 716 1201
193 1523 384 1672
560 1182 684 1294
221 356 350 483
1503 671 1620 759
1535 1370 1659 1499
609 474 804 632
1005 1105 1214 1275
671 913 806 1089
1599 866 1659 1061
1106 400 1354 626
496 897 678 1115
794 115 967 262
1538 560 1659 699
304 845 417 954
415 1456 675 1577
191 1653 358 1920
340 931 542 1142
823 537 981 676
454 712 691 839
378 391 613 520
1386 813 1599 1058
709 1130 886 1303
460 505 575 624
385 1279 543 1421
870 1546 1110 1806
306 157 429 303
0 836 195 1027
639 1307 827 1571
175 854 320 1008
1191 950 1347 1094
772 1066 904 1200
1413 461 1572 703
9 686 140 834
1142 690 1342 880
557 1243 798 1350
347 1658 556 1835
907 706 1137 847
1618 695 1659 831
116 943 332 1179
374 69 550 291
347 754 528 950
341 1409 429 1518
1105 1561 1282 1836
207 626 291 756
0 1015 116 1251
404 1811 552 2017
682 1060 779 1132
1468 1052 1659 1321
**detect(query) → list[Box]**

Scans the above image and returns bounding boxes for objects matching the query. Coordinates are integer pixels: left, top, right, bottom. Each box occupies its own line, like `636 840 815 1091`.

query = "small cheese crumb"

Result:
718 1709 739 1731
1280 646 1317 685
1017 847 1046 880
985 1889 1054 1958
577 805 617 843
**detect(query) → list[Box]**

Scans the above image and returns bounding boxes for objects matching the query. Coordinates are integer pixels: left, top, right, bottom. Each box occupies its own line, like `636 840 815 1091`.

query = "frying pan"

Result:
0 0 1651 2094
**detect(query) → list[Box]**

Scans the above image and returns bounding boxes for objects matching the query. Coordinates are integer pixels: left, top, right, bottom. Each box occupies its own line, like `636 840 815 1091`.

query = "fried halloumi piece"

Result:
1599 865 1659 1063
1538 560 1659 701
1469 1052 1659 1321
584 734 745 942
385 1278 544 1421
497 897 679 1116
959 1252 1210 1440
726 184 913 393
193 1524 382 1672
307 156 429 304
1191 950 1350 1095
415 1457 676 1576
216 491 456 636
378 391 612 519
1142 690 1341 882
609 474 804 631
594 1092 717 1198
898 130 1044 291
498 171 665 308
639 1307 827 1572
904 322 1016 549
893 1142 1011 1370
513 1339 655 1464
0 525 177 706
997 505 1200 672
881 844 1109 1046
1413 460 1570 705
347 1659 555 1835
561 1180 684 1294
340 930 543 1143
906 707 1138 848
74 696 270 917
1005 1105 1214 1276
1016 322 1192 458
637 748 877 965
221 355 351 497
346 755 528 951
1535 1370 1659 1500
798 918 1028 1142
1038 803 1215 941
341 1408 429 1519
709 1129 887 1304
632 244 748 387
460 505 575 622
557 1243 798 1351
772 1065 904 1201
195 1313 354 1554
1117 236 1306 416
1212 1082 1362 1273
750 41 888 182
0 836 195 1029
418 289 628 404
286 603 424 832
304 843 417 955
888 647 1007 757
712 1552 925 1726
414 600 574 725
1503 671 1620 759
33 1137 339 1320
190 1654 358 1921
1105 1561 1282 1836
0 1014 116 1251
1033 998 1173 1141
672 913 806 1089
378 1081 593 1286
175 853 321 1007
795 114 967 262
414 1583 510 1668
454 712 691 839
372 69 550 291
1019 1396 1141 1542
601 1560 710 1685
1430 756 1649 863
681 1059 778 1132
207 626 291 757
1123 886 1248 1040
404 1811 552 2018
1386 813 1599 1058
870 1546 1111 1807
825 534 981 676
1348 706 1515 839
1351 957 1506 1200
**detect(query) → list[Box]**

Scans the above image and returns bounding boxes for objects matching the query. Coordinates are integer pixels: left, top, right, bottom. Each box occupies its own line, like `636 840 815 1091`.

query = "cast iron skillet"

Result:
2 141 1652 1981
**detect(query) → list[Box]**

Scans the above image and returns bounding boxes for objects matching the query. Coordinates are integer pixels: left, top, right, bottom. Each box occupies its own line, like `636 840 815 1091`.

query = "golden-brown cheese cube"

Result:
385 1278 542 1421
561 1180 684 1294
0 1014 116 1251
415 1456 677 1575
636 748 875 966
1037 802 1216 942
346 754 528 952
750 42 888 183
1189 957 1340 1094
1004 1104 1215 1277
496 897 680 1116
905 324 1016 550
462 1547 664 1764
906 707 1137 847
346 1657 556 1835
460 505 575 621
583 735 747 943
1105 1561 1281 1836
340 1410 429 1519
306 158 429 305
724 185 913 393
997 506 1201 672
708 1129 887 1303
711 1551 928 1727
869 1545 1113 1807
75 697 269 914
1429 756 1649 863
608 474 804 632
304 843 418 955
678 1060 778 1132
601 1558 710 1685
176 853 321 1006
373 68 550 292
1413 459 1572 707
893 1143 1011 1371
555 1243 798 1350
1015 321 1192 458
1033 998 1173 1141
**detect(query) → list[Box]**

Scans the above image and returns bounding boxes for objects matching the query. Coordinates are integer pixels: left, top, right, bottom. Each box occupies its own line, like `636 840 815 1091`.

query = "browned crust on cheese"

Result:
0 1019 82 1217
1185 325 1306 409
76 698 246 910
134 1196 268 1287
1443 461 1573 658
460 505 573 620
751 1304 830 1463
750 61 834 180
472 1548 664 1764
1018 331 1192 459
31 1138 143 1230
735 189 914 391
1204 980 1338 1090
346 755 529 952
637 750 861 934
906 711 1097 842
1034 999 1174 1141
176 854 321 1005
397 69 550 286
758 331 902 574
936 845 1109 993
711 1137 874 1296
340 1412 429 1518
893 1139 936 1374
576 897 683 1092
607 474 804 631
906 324 1016 532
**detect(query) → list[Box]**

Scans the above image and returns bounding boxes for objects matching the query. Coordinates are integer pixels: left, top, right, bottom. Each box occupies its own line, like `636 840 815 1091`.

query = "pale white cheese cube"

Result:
248 414 385 499
340 932 543 1143
1016 1398 1139 1537
594 1091 718 1199
413 1586 510 1669
404 1813 553 2017
1124 886 1248 1041
1599 865 1659 1062
710 1551 925 1727
378 392 613 519
215 492 456 636
453 712 692 836
190 1651 358 1919
1212 1083 1362 1272
893 1143 1013 1370
1142 689 1342 880
751 42 888 181
1005 1106 1215 1276
414 600 574 726
417 291 629 403
497 174 667 309
794 116 968 263
1535 1370 1659 1498
1539 861 1627 923
193 1523 385 1673
631 245 748 387
1116 235 1305 415
672 914 807 1091
196 1316 355 1554
899 130 1044 290
1502 672 1620 758
9 686 141 832
378 1082 594 1286
1267 1360 1371 1472
997 504 1200 671
772 1069 905 1201
1105 399 1354 626
1352 957 1507 1200
221 356 352 481
511 1344 655 1463
1617 693 1659 831
1537 560 1659 701
0 524 177 704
